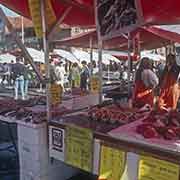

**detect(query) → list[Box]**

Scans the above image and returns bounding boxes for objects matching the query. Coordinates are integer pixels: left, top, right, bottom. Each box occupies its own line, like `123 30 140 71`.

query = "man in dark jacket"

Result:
12 57 25 100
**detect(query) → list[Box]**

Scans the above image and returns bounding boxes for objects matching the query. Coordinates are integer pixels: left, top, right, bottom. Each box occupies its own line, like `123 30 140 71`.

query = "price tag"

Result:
90 76 100 93
138 155 180 180
99 145 126 180
65 126 93 172
50 84 62 105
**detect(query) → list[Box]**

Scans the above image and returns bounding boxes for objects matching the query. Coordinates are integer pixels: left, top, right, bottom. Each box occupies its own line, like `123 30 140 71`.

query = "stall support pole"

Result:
127 33 131 98
98 40 103 104
108 65 110 82
21 16 24 44
0 8 44 82
90 36 93 75
41 0 51 121
47 7 72 41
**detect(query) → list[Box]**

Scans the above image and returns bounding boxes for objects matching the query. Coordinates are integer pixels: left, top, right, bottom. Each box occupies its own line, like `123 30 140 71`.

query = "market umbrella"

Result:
0 53 16 63
72 49 119 65
103 50 138 61
92 51 120 65
141 51 166 61
53 49 79 64
27 48 44 63
72 49 91 63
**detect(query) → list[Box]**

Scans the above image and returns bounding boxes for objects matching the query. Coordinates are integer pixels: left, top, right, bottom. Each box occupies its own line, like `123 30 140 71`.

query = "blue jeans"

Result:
24 79 29 97
15 76 25 100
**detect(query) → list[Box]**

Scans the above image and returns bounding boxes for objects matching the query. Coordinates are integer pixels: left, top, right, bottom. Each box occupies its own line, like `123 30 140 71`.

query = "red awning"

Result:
54 26 180 51
140 0 180 25
1 0 180 27
0 0 95 27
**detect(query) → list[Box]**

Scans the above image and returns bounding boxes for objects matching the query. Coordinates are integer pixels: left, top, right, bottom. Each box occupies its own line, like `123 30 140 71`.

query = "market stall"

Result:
1 1 180 180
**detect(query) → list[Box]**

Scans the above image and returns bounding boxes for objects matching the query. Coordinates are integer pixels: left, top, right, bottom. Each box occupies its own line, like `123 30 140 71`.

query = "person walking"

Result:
80 61 90 92
69 62 80 88
12 57 25 100
24 63 32 99
55 61 66 91
9 60 14 86
1 63 10 85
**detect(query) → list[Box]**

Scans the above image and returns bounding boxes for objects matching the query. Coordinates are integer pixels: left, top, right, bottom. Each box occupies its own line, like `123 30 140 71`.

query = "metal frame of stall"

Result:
0 2 73 122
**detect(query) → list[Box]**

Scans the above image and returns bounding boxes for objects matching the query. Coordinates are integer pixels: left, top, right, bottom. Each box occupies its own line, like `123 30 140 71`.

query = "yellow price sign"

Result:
138 155 180 180
99 145 126 180
90 76 100 93
65 126 93 172
50 84 62 105
28 0 56 38
28 0 42 37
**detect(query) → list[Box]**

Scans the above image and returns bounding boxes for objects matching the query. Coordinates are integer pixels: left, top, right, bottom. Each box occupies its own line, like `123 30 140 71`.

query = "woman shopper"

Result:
133 57 159 108
80 61 90 92
70 62 80 88
55 61 66 91
159 54 180 110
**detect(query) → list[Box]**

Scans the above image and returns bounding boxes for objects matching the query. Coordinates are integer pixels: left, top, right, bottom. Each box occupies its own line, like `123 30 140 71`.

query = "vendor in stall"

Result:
159 54 180 110
132 57 159 108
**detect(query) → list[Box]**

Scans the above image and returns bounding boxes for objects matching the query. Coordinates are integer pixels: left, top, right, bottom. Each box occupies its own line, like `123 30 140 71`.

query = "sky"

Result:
0 5 18 16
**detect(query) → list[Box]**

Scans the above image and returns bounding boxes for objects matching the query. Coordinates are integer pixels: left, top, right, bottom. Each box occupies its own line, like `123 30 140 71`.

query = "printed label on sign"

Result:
50 84 62 105
138 155 180 180
90 76 100 93
99 145 126 180
65 126 93 172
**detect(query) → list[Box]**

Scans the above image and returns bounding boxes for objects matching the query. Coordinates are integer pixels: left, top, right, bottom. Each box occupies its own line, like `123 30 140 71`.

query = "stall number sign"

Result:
90 76 100 93
50 84 62 105
99 145 126 180
65 126 93 172
138 155 180 180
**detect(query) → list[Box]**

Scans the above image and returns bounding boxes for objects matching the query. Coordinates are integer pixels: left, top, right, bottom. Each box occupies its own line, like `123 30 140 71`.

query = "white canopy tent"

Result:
0 53 16 63
27 48 44 63
141 51 165 61
53 49 79 64
72 49 120 65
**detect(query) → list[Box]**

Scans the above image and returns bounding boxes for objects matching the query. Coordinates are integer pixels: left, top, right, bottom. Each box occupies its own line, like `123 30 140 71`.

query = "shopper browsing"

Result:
55 61 66 91
12 57 26 100
80 61 90 92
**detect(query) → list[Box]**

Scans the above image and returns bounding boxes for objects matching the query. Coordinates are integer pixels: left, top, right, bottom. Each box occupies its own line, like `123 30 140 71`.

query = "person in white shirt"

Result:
55 61 66 91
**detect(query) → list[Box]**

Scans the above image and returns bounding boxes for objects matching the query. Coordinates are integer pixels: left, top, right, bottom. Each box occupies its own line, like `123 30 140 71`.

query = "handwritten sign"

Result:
90 76 100 93
28 0 56 37
65 126 93 172
50 84 62 105
138 155 180 180
99 145 126 180
28 0 42 37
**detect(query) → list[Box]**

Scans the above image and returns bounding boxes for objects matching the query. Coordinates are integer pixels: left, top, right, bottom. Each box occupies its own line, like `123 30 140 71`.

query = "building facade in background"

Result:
1 16 71 52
